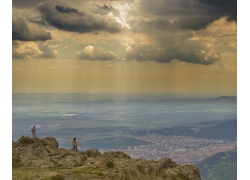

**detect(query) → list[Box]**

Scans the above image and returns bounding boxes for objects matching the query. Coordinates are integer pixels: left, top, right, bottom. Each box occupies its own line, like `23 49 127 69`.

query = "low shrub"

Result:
12 157 21 168
18 136 36 145
50 174 65 180
106 160 114 168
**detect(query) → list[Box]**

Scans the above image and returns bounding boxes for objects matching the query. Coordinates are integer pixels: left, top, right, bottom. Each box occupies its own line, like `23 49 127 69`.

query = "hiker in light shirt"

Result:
71 137 78 152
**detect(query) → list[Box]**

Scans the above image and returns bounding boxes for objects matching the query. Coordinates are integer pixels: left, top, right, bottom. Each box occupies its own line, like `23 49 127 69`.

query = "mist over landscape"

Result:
12 93 237 166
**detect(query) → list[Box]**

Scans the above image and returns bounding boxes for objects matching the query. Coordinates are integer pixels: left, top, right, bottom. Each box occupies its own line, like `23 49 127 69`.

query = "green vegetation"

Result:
18 136 36 144
12 154 201 180
106 160 114 168
196 150 237 180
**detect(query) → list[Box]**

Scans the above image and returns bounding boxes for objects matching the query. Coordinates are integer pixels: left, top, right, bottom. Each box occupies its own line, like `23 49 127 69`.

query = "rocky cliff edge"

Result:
12 136 201 180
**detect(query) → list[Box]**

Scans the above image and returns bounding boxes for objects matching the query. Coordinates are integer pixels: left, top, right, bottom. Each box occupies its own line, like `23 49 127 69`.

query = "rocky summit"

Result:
12 136 201 180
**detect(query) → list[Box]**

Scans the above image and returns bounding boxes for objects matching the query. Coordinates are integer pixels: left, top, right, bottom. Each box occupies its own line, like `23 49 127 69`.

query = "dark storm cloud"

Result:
130 15 219 33
37 3 123 33
55 5 78 14
94 4 119 17
97 4 115 11
175 16 220 30
12 0 45 8
12 18 52 41
133 0 236 31
199 0 237 21
12 0 75 9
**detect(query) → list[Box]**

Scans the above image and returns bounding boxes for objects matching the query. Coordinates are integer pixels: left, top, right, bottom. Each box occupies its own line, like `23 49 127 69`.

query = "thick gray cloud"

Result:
199 0 237 21
136 0 202 17
12 0 233 65
12 0 45 9
129 15 219 33
173 16 221 30
37 3 123 33
55 5 78 14
97 4 115 11
95 4 119 16
29 16 48 26
12 0 78 9
124 31 220 65
12 18 52 41
77 46 119 61
126 44 220 65
131 0 236 31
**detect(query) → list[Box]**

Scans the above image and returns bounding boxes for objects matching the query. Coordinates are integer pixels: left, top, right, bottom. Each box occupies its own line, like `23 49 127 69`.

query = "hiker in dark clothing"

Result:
31 126 36 138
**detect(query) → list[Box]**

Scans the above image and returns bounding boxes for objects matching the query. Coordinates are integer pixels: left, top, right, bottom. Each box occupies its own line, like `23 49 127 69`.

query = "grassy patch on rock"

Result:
50 174 65 180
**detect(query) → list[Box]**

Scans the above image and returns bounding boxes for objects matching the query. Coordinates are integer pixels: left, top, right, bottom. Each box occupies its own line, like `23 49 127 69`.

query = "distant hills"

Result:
196 148 237 180
194 120 237 140
83 136 152 149
131 119 237 141
76 119 237 149
215 96 236 99
208 96 237 102
75 119 237 149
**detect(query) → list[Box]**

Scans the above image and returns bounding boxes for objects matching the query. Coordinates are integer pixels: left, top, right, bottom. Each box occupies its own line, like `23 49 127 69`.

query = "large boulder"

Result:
49 148 86 168
39 137 59 149
12 136 85 168
84 148 101 158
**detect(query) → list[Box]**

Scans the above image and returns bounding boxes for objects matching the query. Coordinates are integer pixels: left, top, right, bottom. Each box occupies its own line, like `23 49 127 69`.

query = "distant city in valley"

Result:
12 93 237 165
106 135 236 164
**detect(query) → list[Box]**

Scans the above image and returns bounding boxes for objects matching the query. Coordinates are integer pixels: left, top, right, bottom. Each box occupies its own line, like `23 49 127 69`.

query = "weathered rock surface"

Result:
102 150 131 159
12 136 201 180
12 136 87 168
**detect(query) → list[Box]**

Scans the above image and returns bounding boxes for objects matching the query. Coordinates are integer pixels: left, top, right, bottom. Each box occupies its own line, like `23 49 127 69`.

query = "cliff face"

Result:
12 136 201 180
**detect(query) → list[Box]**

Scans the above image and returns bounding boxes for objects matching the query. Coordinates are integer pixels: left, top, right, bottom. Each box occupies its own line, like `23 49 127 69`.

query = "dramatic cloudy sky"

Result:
12 0 237 97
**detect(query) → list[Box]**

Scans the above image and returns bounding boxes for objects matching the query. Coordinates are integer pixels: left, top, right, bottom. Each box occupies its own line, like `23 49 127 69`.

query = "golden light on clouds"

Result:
12 0 237 97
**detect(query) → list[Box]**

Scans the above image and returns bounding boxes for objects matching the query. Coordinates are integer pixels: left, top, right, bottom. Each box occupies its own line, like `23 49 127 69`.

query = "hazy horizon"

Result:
12 92 237 100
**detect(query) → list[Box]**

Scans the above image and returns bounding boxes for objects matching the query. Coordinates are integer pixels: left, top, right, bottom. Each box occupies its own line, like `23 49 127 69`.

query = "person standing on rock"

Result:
71 137 78 152
31 126 36 138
